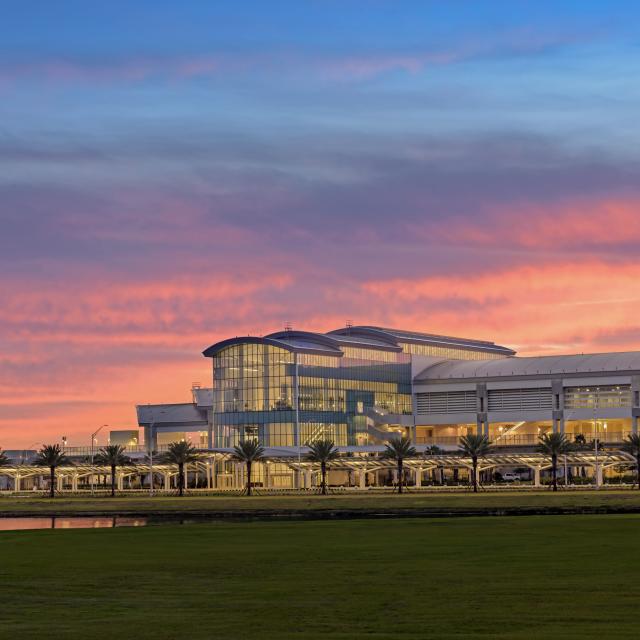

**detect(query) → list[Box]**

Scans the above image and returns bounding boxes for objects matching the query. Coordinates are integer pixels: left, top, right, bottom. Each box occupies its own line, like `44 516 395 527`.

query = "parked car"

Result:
502 472 521 482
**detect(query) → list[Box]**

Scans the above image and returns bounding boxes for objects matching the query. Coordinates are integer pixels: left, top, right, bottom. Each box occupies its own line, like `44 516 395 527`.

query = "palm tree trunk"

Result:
246 461 252 496
398 459 403 494
50 467 55 498
472 458 478 493
178 463 184 497
111 464 116 497
552 454 558 491
321 461 327 495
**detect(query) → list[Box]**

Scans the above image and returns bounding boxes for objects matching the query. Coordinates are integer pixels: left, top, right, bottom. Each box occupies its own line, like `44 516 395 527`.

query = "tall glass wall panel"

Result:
212 342 412 447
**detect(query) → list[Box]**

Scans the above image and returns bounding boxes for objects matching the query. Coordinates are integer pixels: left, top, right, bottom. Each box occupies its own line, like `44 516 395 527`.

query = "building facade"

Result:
136 325 640 453
204 327 514 449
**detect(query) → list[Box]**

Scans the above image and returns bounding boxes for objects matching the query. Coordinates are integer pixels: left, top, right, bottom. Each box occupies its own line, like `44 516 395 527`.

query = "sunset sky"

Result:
3 1 640 447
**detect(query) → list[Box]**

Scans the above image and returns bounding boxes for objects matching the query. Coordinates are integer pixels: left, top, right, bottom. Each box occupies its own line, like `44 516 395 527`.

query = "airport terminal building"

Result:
8 324 639 493
138 324 640 458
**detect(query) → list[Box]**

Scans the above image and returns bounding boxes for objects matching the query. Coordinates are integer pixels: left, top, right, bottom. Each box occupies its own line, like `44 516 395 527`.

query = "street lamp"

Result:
593 408 600 490
91 425 107 495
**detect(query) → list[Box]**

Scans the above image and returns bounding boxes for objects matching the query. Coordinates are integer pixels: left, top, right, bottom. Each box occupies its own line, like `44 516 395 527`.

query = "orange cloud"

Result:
5 241 640 448
362 260 640 354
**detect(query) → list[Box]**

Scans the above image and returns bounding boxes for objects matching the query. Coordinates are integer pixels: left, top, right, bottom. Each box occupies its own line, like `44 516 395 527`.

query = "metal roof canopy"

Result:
203 325 516 359
1 452 633 479
0 461 213 478
415 351 640 382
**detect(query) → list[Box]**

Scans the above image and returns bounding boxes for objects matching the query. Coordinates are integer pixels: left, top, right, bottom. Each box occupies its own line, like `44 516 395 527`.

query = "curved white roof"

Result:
415 352 640 381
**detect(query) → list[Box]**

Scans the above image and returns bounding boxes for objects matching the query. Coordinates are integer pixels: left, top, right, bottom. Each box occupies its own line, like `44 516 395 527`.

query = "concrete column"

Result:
145 425 158 451
183 464 188 490
596 465 603 488
206 461 212 489
163 473 171 491
415 467 422 487
476 383 488 435
359 470 367 490
57 475 64 491
117 474 124 491
14 473 20 492
632 377 640 436
533 466 541 487
72 475 78 492
264 464 270 489
304 469 312 490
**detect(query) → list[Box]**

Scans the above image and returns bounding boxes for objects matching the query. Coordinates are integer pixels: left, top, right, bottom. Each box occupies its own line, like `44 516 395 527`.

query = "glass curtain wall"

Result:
212 343 412 447
213 343 295 447
400 342 506 360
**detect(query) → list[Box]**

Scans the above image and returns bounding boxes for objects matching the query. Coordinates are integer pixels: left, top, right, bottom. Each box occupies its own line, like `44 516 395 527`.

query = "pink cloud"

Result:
408 196 640 251
361 260 640 354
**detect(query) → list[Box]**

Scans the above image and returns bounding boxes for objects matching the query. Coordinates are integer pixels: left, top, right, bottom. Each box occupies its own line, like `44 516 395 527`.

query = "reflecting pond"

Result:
0 516 148 530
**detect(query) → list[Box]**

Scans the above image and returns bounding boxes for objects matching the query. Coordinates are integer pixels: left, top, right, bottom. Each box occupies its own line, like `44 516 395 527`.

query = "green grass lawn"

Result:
2 489 640 516
1 515 639 639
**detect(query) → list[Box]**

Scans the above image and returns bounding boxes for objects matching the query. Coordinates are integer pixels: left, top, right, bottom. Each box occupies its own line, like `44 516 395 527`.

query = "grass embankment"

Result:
1 515 639 639
2 490 640 517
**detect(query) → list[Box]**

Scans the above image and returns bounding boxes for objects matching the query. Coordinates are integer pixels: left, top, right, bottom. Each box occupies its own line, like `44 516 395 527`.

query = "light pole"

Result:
91 425 107 495
148 418 157 497
593 407 600 490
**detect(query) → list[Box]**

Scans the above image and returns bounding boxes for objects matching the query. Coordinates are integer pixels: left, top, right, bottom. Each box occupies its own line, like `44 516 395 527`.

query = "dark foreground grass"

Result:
1 515 639 639
3 489 640 516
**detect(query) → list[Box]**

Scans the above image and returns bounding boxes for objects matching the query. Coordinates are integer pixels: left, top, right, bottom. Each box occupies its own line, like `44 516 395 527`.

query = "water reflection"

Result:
0 516 147 531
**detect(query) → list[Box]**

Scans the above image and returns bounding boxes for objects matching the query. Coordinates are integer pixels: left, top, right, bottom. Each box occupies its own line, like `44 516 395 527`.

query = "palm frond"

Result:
536 432 571 456
158 441 199 465
231 439 265 463
34 444 70 468
381 436 417 460
306 439 340 463
458 434 493 457
622 433 640 456
94 444 133 467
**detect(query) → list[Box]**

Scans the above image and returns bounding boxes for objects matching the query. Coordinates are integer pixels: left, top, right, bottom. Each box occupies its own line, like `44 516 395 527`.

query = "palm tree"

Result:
424 444 445 485
34 444 69 498
94 445 133 497
536 432 572 492
459 434 493 493
159 441 198 496
621 433 640 490
306 439 340 495
381 436 417 493
231 439 265 496
0 449 10 467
